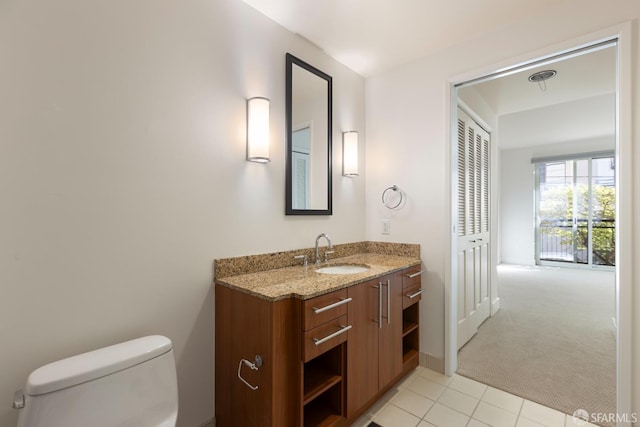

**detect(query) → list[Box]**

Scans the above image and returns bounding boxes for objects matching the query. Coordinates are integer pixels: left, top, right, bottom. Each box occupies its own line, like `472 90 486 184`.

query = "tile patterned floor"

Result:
351 367 600 427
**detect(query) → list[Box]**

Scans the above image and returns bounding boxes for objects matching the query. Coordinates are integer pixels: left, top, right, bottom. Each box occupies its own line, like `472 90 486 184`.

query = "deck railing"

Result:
539 218 615 266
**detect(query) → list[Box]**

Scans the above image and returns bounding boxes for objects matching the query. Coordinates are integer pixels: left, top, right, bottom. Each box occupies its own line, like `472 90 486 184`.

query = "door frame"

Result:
444 22 632 424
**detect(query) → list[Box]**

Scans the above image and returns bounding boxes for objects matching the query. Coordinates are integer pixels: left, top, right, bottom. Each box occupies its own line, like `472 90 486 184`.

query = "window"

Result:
535 154 615 267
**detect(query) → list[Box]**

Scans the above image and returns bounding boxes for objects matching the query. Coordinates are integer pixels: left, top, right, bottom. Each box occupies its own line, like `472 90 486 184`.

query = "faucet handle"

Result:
294 254 308 267
324 251 335 263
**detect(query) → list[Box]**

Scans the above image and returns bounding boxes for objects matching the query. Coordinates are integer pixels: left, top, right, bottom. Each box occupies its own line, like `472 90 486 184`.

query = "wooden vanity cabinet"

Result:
346 272 403 418
215 265 421 427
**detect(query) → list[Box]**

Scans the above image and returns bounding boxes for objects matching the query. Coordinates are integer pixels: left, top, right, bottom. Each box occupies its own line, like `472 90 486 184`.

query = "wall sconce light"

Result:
342 131 359 177
247 97 270 163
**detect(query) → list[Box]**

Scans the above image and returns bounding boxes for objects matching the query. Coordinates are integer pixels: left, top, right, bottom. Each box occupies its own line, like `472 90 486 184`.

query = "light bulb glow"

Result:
343 131 359 177
247 97 270 163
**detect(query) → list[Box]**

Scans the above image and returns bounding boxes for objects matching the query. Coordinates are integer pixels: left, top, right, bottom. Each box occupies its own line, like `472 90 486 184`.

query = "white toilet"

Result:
14 335 179 427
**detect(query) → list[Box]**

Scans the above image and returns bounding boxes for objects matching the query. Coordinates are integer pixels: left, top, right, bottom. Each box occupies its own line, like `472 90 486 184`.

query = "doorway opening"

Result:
447 25 632 424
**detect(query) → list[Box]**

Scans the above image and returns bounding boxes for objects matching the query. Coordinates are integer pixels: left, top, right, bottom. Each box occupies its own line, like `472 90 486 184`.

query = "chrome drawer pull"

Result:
312 297 352 314
406 289 423 299
313 324 352 346
406 270 423 279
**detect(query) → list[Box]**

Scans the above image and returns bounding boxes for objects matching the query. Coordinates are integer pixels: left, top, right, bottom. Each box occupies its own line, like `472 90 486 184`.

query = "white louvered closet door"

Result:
456 108 491 350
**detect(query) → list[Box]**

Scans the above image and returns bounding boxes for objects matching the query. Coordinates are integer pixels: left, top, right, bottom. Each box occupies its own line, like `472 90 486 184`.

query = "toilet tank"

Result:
16 335 178 427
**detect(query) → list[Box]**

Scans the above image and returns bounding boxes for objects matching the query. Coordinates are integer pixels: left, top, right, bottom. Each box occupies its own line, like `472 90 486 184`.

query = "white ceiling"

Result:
497 93 616 149
463 45 616 116
242 0 566 77
460 45 617 149
243 0 617 150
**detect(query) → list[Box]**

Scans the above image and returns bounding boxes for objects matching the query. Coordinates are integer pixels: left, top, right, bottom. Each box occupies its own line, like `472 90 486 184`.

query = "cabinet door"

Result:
346 279 380 417
378 272 403 387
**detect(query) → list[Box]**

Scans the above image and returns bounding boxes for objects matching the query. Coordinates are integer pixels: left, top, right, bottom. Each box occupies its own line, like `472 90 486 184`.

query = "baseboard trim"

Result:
491 297 501 315
422 352 445 374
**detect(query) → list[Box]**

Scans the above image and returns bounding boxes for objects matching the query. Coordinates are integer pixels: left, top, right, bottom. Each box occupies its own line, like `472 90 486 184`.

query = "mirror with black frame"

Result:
285 53 332 215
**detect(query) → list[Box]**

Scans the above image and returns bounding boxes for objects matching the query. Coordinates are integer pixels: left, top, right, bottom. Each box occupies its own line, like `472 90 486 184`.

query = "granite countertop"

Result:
216 253 421 301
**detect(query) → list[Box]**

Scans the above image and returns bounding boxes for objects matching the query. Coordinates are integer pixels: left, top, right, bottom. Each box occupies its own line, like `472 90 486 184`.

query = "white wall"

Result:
365 1 639 417
0 1 365 426
500 137 615 265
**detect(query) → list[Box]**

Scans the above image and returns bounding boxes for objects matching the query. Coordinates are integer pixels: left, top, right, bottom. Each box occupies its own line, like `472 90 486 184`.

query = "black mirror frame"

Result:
285 53 333 216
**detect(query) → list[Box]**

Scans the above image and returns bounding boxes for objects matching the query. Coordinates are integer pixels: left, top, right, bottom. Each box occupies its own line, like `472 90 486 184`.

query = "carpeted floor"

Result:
457 264 616 427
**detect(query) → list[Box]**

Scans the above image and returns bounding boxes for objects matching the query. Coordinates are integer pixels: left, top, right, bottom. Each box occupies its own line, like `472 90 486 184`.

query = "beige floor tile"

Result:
391 389 435 418
448 375 488 399
437 387 479 416
473 401 518 427
350 414 373 427
353 368 591 427
517 417 545 427
397 369 425 390
406 376 447 400
520 400 565 427
423 402 470 427
372 403 421 427
482 386 524 414
382 387 400 402
366 387 400 417
420 368 455 386
367 399 389 417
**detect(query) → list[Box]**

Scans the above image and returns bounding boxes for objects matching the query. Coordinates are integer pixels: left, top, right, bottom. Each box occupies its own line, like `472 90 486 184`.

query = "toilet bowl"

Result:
14 335 179 427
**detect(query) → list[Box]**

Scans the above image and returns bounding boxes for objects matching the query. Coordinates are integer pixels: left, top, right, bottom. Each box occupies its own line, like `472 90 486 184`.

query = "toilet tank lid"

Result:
25 335 173 396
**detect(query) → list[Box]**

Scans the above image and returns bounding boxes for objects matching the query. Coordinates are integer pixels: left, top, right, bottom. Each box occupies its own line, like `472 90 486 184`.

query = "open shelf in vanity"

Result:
303 344 346 427
401 267 422 372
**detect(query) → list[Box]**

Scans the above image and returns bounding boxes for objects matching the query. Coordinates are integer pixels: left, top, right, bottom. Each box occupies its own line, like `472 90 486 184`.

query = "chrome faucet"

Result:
315 233 333 265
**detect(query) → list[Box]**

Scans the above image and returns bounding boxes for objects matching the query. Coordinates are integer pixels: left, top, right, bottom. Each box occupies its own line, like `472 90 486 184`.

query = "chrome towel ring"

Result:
382 185 404 210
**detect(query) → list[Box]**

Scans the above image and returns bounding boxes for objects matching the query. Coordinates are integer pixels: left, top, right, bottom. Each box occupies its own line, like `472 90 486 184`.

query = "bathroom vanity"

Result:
214 242 422 427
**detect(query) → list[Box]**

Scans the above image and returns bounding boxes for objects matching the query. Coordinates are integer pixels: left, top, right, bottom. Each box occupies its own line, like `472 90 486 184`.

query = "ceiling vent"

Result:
528 70 557 82
528 70 557 91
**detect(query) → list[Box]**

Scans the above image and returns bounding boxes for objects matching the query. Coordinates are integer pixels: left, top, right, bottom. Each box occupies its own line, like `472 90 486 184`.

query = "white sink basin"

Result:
315 264 370 275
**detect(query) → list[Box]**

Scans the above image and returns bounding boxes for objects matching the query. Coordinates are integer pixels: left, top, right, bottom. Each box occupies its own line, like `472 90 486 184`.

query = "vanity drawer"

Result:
303 289 350 331
303 315 350 362
403 283 423 308
402 267 423 289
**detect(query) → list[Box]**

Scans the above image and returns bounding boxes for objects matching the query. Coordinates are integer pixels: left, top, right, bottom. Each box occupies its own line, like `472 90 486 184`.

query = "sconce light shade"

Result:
343 131 359 177
247 97 270 163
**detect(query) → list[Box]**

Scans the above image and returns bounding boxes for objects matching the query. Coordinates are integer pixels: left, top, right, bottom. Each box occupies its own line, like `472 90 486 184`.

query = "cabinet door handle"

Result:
406 289 423 299
386 279 391 324
376 283 383 329
313 324 352 346
312 297 352 314
406 270 423 279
